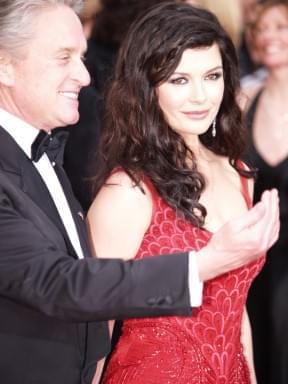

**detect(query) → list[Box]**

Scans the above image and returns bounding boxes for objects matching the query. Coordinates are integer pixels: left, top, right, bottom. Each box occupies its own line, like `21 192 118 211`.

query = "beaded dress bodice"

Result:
102 174 265 384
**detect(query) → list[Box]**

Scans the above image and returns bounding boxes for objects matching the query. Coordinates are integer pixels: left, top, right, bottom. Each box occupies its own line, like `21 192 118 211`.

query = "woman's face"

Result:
157 44 224 147
254 5 288 69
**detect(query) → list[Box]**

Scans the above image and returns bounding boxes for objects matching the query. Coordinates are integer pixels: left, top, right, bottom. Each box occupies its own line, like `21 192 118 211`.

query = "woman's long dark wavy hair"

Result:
93 1 252 227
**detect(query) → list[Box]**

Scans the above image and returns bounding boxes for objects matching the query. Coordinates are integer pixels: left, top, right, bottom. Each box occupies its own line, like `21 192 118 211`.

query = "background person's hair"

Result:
251 0 288 32
90 0 168 47
0 0 83 55
94 1 251 227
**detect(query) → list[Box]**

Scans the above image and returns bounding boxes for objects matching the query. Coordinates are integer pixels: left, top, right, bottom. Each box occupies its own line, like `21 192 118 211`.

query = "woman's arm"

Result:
87 171 153 260
87 171 153 383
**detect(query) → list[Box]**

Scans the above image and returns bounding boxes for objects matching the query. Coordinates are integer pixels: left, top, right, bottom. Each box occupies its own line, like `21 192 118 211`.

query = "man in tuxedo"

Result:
0 1 280 383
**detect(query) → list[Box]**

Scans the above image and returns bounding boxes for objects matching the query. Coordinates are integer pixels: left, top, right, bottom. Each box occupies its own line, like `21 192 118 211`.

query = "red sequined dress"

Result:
102 173 265 384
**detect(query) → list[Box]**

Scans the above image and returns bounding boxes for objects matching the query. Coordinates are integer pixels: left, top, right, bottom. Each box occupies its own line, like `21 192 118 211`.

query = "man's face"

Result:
7 5 90 131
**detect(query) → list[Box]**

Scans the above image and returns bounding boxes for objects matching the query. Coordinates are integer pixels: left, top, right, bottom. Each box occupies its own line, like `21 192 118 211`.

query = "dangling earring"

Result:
212 119 216 137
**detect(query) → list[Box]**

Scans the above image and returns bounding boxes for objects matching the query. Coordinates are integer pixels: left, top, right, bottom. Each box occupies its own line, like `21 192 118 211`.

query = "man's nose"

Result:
79 60 91 86
73 59 91 87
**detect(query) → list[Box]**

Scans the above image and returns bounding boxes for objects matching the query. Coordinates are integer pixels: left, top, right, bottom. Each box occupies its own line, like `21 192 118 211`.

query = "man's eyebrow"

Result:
55 46 87 55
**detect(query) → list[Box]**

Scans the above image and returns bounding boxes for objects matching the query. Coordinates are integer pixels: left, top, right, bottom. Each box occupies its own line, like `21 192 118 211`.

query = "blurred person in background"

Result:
244 1 288 383
79 0 101 39
239 0 268 91
239 0 263 78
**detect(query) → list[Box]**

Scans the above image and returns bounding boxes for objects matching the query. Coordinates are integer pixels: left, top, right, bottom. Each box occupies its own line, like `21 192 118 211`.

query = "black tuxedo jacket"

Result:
0 125 191 384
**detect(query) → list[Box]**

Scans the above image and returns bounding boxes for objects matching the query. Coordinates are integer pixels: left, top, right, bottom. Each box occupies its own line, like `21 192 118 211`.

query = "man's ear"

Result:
0 51 15 86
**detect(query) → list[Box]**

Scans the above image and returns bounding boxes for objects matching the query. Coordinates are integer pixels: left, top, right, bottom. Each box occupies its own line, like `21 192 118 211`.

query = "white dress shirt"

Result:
0 108 84 259
189 252 203 306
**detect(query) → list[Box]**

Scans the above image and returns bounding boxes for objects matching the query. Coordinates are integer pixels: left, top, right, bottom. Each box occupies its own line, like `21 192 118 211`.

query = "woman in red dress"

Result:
87 3 276 383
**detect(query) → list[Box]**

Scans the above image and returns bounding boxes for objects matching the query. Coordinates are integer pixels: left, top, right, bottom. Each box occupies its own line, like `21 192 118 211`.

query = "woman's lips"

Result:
181 110 209 120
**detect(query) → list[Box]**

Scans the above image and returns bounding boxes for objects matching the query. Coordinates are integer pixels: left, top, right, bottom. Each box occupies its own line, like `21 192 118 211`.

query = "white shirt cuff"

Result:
188 251 203 307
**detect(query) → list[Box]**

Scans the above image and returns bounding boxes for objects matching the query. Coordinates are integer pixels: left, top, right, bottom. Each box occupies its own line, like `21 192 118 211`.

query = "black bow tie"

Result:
31 129 69 164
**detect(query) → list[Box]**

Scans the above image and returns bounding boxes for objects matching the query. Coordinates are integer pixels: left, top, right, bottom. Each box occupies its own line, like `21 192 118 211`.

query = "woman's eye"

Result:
205 72 222 81
169 77 187 85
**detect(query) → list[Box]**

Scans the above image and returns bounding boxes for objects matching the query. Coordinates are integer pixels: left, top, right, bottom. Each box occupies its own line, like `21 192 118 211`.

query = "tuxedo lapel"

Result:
53 161 91 257
21 161 71 241
0 125 86 259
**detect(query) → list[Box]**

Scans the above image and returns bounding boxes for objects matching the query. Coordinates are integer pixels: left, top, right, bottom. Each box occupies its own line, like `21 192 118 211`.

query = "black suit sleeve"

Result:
0 177 191 323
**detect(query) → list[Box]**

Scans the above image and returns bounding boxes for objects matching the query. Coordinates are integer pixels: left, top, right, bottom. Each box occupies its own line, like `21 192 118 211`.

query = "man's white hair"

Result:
0 0 84 55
